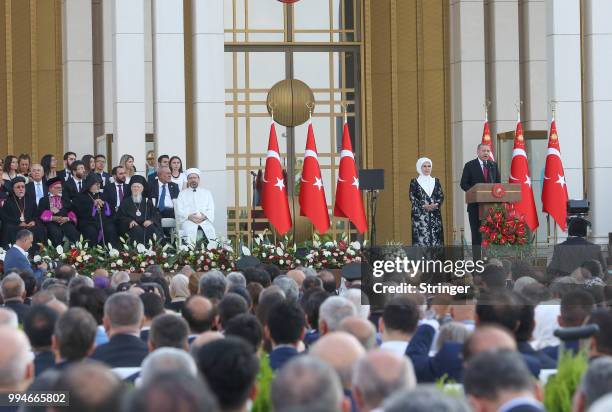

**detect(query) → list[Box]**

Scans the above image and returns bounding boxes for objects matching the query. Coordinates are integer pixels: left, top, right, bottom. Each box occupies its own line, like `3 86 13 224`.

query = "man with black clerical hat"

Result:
0 176 46 249
38 176 80 246
73 173 118 248
547 217 607 277
116 174 163 244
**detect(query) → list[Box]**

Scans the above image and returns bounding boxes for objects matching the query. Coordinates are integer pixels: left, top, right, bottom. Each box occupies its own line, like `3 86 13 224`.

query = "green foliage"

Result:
252 354 274 412
544 349 588 412
435 374 464 398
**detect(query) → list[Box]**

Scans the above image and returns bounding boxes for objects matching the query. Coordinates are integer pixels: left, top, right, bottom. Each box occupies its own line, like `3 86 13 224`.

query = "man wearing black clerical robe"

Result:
37 176 80 246
116 175 163 244
73 173 118 248
0 176 47 249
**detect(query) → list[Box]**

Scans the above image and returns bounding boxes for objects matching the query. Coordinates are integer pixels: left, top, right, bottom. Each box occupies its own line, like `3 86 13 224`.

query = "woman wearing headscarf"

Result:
409 157 444 246
168 274 190 313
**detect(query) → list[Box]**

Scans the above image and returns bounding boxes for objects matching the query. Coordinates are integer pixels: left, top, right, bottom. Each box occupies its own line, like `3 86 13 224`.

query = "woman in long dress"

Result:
409 157 444 246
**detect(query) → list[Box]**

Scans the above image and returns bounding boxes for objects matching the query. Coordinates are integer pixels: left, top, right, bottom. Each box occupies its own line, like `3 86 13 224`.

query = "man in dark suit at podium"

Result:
460 144 500 259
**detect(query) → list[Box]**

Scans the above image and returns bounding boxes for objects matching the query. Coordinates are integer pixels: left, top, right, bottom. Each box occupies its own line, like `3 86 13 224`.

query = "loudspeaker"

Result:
359 169 384 191
567 199 589 214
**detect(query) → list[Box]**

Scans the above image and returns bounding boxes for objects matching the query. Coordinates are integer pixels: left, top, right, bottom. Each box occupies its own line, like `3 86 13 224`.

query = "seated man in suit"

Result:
25 164 47 207
63 160 87 200
104 165 130 212
464 351 545 412
1 229 47 279
266 300 305 371
148 166 180 219
90 292 148 378
0 177 47 249
1 273 31 324
547 217 607 277
460 143 501 259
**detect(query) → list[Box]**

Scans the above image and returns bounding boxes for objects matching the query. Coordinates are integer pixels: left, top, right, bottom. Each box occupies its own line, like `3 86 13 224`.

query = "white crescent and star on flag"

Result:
542 147 566 189
510 148 532 187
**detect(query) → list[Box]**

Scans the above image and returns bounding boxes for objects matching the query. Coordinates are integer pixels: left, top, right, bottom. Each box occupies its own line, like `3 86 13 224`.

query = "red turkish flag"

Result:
333 122 367 234
509 116 539 231
542 118 568 231
482 116 495 161
262 122 292 235
299 122 330 233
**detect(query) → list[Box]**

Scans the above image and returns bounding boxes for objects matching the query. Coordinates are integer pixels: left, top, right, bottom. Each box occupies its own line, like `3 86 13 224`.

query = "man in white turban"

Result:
175 168 216 245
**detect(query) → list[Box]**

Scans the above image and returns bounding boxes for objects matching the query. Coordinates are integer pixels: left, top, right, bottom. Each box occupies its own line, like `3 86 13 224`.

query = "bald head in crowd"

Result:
182 295 214 335
352 350 417 412
310 331 365 390
339 316 377 350
0 308 18 329
463 325 517 362
286 269 306 288
0 327 34 391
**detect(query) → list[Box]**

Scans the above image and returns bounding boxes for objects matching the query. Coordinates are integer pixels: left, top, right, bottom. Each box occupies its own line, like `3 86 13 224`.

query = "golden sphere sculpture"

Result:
266 79 315 127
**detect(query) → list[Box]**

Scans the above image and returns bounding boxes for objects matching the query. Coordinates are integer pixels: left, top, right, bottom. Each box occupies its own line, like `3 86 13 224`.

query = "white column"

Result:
102 0 114 135
584 0 612 243
521 0 547 132
62 0 94 155
450 0 487 244
152 0 186 161
192 0 227 238
487 0 520 140
112 0 146 171
144 0 154 136
546 0 583 203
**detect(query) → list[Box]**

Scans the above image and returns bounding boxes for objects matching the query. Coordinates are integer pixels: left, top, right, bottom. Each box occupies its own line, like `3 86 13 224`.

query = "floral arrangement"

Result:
248 232 300 270
302 233 362 270
173 240 236 272
38 239 101 274
479 203 530 247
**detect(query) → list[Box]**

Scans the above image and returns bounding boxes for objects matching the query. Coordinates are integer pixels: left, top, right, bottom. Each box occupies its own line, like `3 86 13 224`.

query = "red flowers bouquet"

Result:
479 203 530 248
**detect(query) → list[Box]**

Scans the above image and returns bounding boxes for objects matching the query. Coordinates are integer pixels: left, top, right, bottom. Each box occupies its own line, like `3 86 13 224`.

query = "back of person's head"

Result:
302 275 323 291
103 292 144 331
18 271 37 298
0 308 18 329
1 273 25 300
338 316 377 350
140 292 165 321
382 386 470 412
352 350 416 411
126 372 218 412
46 283 69 305
195 337 259 411
310 332 366 389
582 259 604 279
560 289 595 327
476 290 522 332
54 264 77 282
54 308 97 362
243 267 271 288
224 313 263 352
318 270 338 294
436 321 471 351
139 348 198 386
272 355 345 412
111 271 130 289
23 305 58 350
510 261 535 282
587 308 612 356
0 327 33 391
52 361 125 412
577 357 612 411
255 286 286 326
68 276 94 290
227 285 252 308
182 295 214 334
226 271 247 289
381 295 420 335
463 351 535 405
69 286 107 325
319 296 357 334
273 275 300 303
462 325 517 362
568 217 589 237
267 300 305 345
513 294 535 343
217 293 248 330
303 288 330 330
258 263 281 282
150 314 189 350
198 271 227 302
480 264 507 289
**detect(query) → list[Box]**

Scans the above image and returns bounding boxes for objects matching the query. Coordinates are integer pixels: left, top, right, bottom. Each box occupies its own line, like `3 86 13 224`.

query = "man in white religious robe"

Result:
175 168 216 244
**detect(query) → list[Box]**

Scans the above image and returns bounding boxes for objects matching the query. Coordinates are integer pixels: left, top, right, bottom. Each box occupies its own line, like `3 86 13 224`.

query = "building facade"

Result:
0 0 609 245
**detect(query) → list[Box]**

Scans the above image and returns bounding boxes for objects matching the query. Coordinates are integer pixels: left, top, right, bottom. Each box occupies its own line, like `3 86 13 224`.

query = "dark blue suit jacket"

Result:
517 341 557 370
541 339 579 361
269 346 299 371
103 182 131 212
90 334 148 368
405 324 463 383
34 351 56 377
2 246 44 279
148 179 180 206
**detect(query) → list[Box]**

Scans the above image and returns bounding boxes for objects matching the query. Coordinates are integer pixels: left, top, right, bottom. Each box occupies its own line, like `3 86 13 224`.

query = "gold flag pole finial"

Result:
306 102 314 120
268 103 275 122
483 100 491 121
551 101 557 119
341 103 348 124
515 100 523 119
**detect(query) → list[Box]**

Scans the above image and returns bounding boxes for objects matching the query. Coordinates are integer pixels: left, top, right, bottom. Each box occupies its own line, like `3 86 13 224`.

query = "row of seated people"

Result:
0 170 173 250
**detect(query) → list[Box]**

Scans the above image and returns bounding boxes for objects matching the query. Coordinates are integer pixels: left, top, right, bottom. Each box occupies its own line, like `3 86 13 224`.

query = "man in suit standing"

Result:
93 155 111 189
90 292 148 378
63 160 86 200
25 164 47 207
57 151 77 181
148 166 180 219
1 229 47 279
460 143 501 259
104 166 130 212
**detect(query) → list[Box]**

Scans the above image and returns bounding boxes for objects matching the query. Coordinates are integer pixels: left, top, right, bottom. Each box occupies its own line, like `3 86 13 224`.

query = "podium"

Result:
465 183 522 220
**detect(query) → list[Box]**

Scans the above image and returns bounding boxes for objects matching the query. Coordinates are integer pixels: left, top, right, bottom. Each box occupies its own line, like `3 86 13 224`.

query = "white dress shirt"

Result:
158 181 174 210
